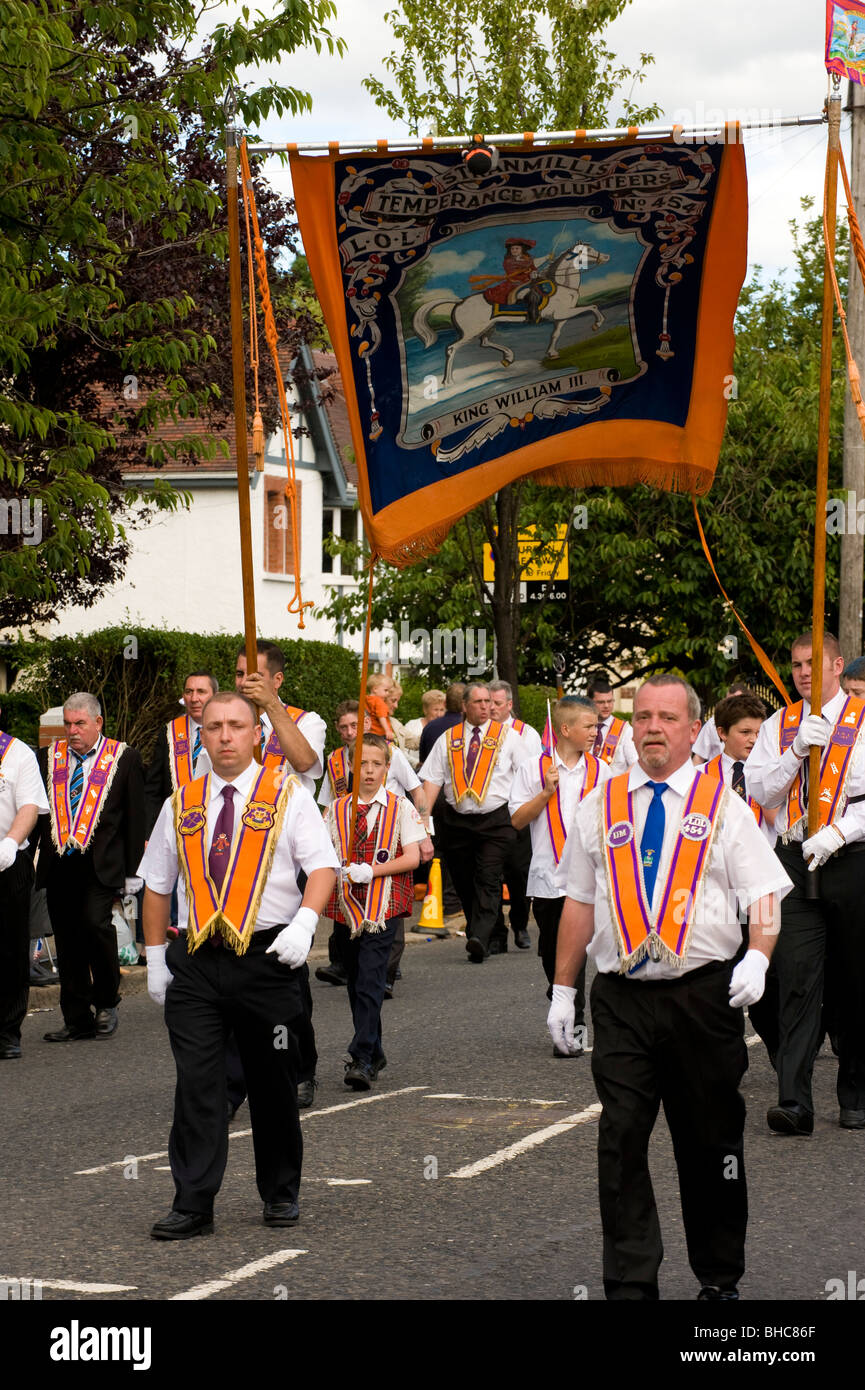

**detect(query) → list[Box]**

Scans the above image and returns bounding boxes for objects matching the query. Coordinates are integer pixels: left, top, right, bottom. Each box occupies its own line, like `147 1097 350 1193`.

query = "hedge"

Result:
3 628 360 757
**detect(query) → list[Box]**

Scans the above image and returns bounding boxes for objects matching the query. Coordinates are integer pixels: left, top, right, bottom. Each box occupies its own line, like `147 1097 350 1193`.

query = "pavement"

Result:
5 917 865 1306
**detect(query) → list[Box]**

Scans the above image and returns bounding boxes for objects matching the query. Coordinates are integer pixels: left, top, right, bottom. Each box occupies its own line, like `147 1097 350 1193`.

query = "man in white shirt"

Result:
549 674 790 1301
140 691 338 1239
489 679 540 951
509 696 608 1055
0 713 49 1059
420 683 530 962
587 676 638 775
746 629 865 1135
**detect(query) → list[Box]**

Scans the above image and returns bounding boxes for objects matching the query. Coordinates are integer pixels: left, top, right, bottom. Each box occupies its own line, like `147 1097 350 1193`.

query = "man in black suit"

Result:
144 671 218 833
37 693 146 1041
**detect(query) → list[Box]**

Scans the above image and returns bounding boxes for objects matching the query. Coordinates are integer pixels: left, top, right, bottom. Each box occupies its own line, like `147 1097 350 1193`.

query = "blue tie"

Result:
65 753 85 855
640 781 669 909
192 726 201 765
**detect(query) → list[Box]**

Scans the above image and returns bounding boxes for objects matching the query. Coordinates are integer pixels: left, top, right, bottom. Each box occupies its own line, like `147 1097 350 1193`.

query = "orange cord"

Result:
239 139 313 626
827 147 865 445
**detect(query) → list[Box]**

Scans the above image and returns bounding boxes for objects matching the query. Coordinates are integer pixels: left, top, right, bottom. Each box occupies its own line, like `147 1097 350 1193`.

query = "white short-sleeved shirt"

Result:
317 745 420 808
596 715 639 775
692 716 722 763
419 719 530 814
709 749 777 847
0 735 49 849
564 759 792 980
325 783 426 850
745 688 865 843
139 761 339 931
505 715 544 758
196 706 326 796
509 748 610 898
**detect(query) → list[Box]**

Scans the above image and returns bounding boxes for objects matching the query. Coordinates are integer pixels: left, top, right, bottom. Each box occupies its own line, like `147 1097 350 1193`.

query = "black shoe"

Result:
94 1007 118 1038
371 1054 387 1078
344 1058 375 1091
466 937 488 963
383 981 394 1000
488 939 507 955
0 1042 22 1060
394 968 402 981
43 1025 96 1042
29 963 57 986
840 1108 865 1129
315 963 348 986
296 1078 317 1110
697 1285 739 1301
514 929 531 949
263 1200 299 1227
767 1104 813 1136
150 1210 214 1240
553 1044 583 1059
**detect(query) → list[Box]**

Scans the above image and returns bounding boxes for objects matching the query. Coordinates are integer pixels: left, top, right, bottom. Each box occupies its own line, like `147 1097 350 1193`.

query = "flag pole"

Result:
806 88 843 892
225 89 262 762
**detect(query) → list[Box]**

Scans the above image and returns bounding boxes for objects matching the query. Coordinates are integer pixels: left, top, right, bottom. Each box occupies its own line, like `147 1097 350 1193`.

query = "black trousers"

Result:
345 917 398 1064
531 895 587 1027
492 825 532 943
44 854 119 1030
0 853 34 1045
590 962 748 1300
749 843 865 1115
437 803 516 951
164 928 304 1215
226 959 317 1115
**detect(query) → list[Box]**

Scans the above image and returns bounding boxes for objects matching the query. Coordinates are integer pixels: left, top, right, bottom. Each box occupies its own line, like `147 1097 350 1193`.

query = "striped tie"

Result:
192 726 201 766
64 753 85 855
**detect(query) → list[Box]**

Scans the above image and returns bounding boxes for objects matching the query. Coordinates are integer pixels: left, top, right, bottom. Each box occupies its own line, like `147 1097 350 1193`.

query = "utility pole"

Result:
841 80 865 661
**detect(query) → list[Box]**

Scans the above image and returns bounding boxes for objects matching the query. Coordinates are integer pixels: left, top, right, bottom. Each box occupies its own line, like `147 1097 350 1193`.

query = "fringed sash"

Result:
599 716 626 765
49 738 125 855
602 772 724 972
262 704 311 768
540 751 602 864
175 768 294 955
331 791 401 936
167 715 195 791
447 721 506 805
779 698 865 833
327 746 350 797
703 755 765 827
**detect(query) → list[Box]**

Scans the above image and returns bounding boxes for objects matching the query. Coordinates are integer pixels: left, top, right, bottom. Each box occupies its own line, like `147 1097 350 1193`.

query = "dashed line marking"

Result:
425 1093 566 1106
0 1275 137 1293
170 1250 306 1301
447 1102 603 1178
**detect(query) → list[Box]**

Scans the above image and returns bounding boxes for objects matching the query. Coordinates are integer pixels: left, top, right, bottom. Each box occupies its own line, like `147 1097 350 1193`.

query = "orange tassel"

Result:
252 410 264 471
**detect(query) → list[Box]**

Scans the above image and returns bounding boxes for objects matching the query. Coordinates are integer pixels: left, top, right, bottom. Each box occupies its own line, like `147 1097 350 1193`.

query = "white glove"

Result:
124 876 143 894
0 837 18 872
266 906 318 968
793 715 831 758
347 862 374 885
729 949 769 1008
802 823 845 870
547 984 578 1054
145 944 173 1006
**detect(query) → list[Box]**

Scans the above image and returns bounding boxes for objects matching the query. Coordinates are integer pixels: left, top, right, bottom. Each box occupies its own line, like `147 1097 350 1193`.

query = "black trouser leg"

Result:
532 895 586 1026
295 962 317 1083
328 920 349 968
46 858 119 1029
770 847 828 1115
440 806 515 951
345 919 397 1064
0 853 34 1044
817 852 865 1111
386 918 405 985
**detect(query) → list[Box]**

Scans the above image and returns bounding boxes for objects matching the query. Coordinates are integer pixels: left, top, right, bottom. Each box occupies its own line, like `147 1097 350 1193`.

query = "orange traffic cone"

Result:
416 857 447 935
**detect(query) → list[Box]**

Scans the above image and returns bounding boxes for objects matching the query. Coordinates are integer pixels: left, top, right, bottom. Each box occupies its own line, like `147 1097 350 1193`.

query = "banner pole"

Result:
806 90 843 891
225 90 262 761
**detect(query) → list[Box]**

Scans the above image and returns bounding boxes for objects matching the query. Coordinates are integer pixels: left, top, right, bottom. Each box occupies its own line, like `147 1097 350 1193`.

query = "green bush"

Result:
0 690 44 747
517 683 558 733
6 628 359 758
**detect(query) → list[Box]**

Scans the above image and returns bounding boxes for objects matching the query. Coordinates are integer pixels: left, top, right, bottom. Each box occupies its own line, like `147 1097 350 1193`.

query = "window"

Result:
264 475 301 575
321 505 362 580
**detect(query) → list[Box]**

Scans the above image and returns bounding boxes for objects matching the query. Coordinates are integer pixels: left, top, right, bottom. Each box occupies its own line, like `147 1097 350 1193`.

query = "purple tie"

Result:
466 726 481 778
593 724 604 757
209 785 236 895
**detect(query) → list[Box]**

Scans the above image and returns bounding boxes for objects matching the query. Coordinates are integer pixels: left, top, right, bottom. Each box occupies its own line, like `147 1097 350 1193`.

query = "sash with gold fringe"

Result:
175 767 295 955
703 754 765 827
330 791 401 936
778 697 865 834
167 715 196 791
327 746 350 798
262 703 310 768
447 720 506 806
49 738 125 855
602 772 724 972
599 717 626 765
540 751 602 864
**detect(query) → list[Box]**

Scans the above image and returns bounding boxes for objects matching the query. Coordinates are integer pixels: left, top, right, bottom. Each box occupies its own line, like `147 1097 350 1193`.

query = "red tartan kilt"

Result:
326 823 415 924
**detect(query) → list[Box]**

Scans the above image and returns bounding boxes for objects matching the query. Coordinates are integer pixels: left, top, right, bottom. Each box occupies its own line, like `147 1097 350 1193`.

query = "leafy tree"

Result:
0 0 343 627
323 208 844 709
354 0 659 707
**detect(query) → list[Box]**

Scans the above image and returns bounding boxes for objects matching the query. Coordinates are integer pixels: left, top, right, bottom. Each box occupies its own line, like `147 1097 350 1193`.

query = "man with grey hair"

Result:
549 674 791 1299
420 682 530 962
488 678 541 950
36 693 146 1041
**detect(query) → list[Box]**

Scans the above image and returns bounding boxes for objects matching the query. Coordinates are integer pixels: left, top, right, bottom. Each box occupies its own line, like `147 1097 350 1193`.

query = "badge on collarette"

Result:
242 801 276 831
178 807 207 836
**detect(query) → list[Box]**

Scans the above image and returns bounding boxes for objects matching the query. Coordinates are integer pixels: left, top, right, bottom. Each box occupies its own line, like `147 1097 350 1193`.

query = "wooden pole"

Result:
348 557 377 851
841 79 865 659
807 92 843 885
226 97 262 761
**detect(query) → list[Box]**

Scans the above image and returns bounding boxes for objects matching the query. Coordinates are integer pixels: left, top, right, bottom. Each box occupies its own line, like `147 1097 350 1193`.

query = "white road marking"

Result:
425 1093 566 1106
0 1275 137 1293
75 1088 427 1174
170 1250 306 1301
447 1102 602 1179
303 1177 372 1185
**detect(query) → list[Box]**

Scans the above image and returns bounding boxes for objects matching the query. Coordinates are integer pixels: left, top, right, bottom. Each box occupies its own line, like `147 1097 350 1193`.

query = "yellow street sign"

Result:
483 524 569 583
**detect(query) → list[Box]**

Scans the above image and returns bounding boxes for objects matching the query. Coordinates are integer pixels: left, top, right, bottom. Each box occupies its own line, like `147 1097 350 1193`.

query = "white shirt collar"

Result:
553 745 586 771
358 784 388 809
465 718 490 738
75 736 104 761
629 758 696 795
209 761 258 799
803 688 846 719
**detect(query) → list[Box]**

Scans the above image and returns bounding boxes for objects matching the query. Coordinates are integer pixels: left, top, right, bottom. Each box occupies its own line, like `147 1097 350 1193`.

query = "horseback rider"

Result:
483 237 549 323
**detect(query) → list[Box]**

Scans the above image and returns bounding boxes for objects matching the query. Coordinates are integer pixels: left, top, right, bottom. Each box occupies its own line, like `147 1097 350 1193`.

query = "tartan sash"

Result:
330 790 401 935
703 755 765 827
539 751 602 864
262 704 310 768
447 720 506 805
778 698 865 832
602 771 724 971
48 738 125 855
327 746 351 798
174 767 295 955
